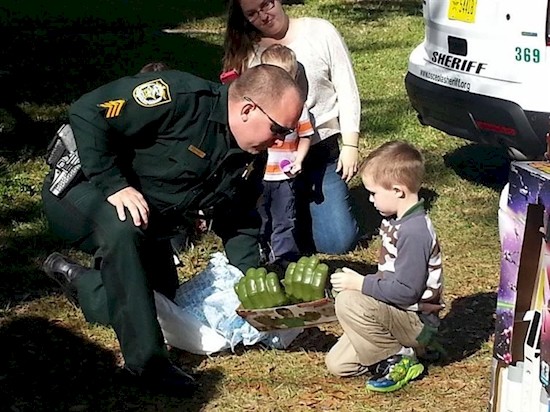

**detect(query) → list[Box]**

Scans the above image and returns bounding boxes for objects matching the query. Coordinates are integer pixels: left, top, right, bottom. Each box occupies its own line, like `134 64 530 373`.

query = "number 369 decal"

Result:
515 47 541 63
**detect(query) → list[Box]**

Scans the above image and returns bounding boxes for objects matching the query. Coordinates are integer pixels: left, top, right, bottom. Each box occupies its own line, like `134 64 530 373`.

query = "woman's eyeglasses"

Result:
244 96 295 136
245 0 275 23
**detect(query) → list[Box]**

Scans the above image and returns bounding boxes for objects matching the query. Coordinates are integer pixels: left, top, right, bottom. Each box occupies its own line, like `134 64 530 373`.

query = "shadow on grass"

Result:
0 185 70 307
419 187 439 211
289 326 340 352
1 0 226 159
1 0 226 103
1 1 226 29
0 71 54 161
0 316 223 412
4 29 223 106
350 185 382 239
438 291 497 365
0 230 74 308
443 143 511 191
0 32 224 160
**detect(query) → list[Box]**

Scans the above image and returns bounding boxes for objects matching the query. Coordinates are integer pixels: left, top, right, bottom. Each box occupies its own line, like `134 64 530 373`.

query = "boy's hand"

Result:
330 267 363 292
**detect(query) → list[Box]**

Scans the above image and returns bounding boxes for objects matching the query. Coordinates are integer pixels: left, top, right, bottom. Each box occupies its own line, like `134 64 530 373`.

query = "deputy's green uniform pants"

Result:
42 178 179 372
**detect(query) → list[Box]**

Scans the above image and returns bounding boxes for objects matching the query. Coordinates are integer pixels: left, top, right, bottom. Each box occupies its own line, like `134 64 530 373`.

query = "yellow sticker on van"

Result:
448 0 477 23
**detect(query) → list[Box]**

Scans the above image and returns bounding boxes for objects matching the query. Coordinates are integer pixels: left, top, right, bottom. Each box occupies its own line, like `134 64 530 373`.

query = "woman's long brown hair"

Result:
222 0 262 73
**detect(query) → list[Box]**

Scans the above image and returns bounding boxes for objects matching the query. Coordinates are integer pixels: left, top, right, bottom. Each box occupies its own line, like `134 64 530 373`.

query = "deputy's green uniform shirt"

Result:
69 70 263 271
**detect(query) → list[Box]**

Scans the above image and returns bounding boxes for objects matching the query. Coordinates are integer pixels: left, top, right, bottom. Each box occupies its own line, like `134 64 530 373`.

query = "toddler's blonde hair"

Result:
260 44 298 79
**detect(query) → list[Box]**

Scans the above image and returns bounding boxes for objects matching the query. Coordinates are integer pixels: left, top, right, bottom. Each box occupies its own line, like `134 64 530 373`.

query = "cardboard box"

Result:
490 310 545 412
540 241 550 390
494 162 548 364
490 161 550 412
236 297 337 331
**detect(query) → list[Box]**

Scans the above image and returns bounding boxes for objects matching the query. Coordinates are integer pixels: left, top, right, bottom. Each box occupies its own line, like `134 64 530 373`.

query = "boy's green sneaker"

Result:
366 355 424 393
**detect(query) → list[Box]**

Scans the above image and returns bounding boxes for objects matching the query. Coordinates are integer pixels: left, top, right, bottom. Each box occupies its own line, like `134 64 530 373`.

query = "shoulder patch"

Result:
132 79 171 107
98 99 126 118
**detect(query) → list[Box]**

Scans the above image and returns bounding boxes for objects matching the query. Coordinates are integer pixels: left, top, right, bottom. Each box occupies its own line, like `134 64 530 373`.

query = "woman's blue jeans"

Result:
297 135 359 254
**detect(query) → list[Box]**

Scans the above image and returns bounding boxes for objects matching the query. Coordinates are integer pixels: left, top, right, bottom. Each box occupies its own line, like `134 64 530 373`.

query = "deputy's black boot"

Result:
42 252 87 304
123 362 198 396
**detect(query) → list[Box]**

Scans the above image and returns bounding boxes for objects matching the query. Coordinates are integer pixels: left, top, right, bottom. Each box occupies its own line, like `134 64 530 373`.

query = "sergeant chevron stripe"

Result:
98 99 126 118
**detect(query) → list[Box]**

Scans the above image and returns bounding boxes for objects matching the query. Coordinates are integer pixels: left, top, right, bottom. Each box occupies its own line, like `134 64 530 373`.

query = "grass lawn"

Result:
0 1 508 411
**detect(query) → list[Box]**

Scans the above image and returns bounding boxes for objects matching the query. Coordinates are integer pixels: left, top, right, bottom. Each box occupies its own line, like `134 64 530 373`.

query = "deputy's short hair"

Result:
228 64 300 108
360 141 425 193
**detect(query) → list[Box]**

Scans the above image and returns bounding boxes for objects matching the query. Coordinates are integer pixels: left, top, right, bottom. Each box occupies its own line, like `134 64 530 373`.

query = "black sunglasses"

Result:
244 96 295 136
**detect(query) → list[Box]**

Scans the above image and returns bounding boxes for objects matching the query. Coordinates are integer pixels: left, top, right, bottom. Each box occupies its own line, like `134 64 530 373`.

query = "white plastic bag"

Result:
155 291 230 355
173 253 266 349
155 252 302 354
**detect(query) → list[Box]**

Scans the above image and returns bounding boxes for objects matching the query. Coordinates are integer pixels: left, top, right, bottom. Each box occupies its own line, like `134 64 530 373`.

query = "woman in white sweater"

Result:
223 0 360 255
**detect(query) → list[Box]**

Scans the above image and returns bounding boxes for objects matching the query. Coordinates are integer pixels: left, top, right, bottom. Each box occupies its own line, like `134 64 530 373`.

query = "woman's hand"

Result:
107 186 150 229
337 145 359 182
336 132 360 182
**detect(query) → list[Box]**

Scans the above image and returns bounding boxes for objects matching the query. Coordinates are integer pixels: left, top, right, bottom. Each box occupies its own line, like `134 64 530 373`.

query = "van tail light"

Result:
475 120 517 136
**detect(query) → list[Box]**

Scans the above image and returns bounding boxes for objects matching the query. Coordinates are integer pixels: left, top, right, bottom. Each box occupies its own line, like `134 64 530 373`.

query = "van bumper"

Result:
405 72 547 159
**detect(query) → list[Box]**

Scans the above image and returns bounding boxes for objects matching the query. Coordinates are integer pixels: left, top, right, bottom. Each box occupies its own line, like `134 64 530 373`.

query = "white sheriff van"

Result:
405 0 550 159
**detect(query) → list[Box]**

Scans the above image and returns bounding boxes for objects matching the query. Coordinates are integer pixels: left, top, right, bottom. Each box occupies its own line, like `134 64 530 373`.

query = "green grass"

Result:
0 1 504 411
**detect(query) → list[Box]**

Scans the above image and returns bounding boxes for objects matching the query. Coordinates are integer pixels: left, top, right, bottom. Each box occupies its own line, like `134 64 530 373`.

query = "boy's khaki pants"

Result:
325 290 424 377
